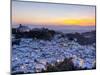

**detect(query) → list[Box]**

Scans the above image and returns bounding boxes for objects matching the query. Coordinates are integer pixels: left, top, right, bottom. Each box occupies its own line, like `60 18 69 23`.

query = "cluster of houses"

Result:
12 32 96 74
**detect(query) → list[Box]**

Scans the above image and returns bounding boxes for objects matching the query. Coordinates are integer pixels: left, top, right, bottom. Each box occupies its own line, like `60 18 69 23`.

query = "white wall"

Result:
0 0 100 75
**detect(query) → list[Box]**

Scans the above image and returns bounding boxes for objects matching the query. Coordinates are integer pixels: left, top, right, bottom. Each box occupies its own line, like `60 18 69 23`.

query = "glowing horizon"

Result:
12 1 96 26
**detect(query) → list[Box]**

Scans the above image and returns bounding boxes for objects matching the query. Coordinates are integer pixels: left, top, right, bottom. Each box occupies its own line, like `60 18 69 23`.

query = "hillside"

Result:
12 26 96 74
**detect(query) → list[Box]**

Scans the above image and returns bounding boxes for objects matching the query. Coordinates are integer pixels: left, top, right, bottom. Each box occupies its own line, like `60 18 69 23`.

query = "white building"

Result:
17 24 30 32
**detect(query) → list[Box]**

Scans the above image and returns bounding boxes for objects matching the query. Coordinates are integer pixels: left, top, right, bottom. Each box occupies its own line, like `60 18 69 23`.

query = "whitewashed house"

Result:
17 24 30 32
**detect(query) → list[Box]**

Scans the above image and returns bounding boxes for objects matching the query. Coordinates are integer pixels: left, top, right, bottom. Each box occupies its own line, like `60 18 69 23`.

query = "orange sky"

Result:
13 16 95 26
12 1 96 26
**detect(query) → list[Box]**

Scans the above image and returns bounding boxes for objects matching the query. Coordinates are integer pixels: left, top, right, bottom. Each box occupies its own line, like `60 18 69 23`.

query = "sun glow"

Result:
62 18 95 26
13 16 95 26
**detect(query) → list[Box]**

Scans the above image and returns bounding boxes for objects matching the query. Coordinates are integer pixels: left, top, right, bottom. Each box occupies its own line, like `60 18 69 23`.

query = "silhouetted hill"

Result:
12 27 56 40
66 30 96 45
12 25 96 45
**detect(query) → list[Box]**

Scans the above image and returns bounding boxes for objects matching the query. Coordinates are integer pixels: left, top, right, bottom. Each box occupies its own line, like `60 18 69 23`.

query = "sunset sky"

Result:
12 1 96 26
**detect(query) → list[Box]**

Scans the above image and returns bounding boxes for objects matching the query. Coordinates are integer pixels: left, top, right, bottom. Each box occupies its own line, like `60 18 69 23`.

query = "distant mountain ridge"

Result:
12 24 95 33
